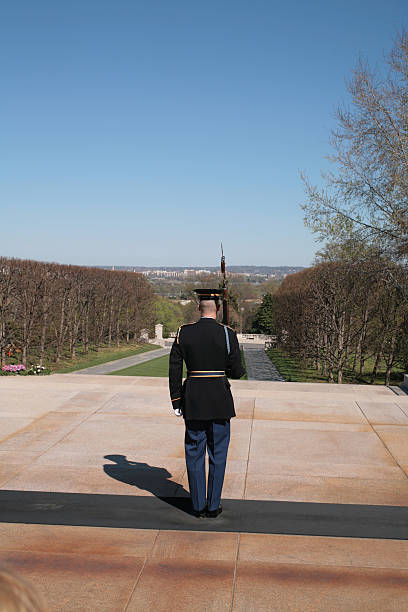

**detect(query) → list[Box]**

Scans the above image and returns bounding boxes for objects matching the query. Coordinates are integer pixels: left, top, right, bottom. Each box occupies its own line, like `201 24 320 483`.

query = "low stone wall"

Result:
403 374 408 392
150 330 276 348
237 333 275 345
148 338 172 348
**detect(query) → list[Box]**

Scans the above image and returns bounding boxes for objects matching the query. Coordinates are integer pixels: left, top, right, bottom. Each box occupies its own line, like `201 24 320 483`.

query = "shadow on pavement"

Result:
103 454 193 515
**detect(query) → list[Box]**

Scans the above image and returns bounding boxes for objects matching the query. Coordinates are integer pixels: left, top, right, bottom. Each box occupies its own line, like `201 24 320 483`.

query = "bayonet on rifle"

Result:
221 243 229 325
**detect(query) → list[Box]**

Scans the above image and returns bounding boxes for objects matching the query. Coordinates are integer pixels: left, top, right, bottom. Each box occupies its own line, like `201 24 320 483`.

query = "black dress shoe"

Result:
193 507 207 518
206 506 223 518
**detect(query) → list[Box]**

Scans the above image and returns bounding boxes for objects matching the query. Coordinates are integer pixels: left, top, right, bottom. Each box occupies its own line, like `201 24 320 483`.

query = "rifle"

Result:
221 243 229 325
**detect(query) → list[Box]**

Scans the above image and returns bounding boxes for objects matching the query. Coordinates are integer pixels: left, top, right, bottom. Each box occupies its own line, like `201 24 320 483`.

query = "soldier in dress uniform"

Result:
169 289 245 518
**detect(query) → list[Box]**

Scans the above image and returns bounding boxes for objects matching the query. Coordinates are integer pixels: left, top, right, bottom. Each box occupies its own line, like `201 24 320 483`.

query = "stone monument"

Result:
140 328 149 342
155 323 163 341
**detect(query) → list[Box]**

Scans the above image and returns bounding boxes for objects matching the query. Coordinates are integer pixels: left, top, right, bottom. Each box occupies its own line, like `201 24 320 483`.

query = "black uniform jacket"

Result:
169 317 245 420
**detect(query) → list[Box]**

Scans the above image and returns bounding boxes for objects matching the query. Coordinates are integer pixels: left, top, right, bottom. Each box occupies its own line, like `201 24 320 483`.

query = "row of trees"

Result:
271 256 407 384
0 257 154 367
252 32 408 384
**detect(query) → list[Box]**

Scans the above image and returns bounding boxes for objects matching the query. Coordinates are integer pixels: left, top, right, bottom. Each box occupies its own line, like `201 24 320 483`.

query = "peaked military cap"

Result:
194 288 223 304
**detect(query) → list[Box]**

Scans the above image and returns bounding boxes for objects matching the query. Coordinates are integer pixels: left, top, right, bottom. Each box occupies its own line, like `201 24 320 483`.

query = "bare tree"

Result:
0 258 16 366
302 31 408 260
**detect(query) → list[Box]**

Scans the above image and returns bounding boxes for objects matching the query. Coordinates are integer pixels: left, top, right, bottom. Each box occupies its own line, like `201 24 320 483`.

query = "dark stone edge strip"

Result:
0 490 407 540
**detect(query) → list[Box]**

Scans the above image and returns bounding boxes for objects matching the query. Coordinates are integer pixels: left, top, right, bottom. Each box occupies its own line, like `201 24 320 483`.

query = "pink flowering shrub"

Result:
2 364 26 373
1 363 50 375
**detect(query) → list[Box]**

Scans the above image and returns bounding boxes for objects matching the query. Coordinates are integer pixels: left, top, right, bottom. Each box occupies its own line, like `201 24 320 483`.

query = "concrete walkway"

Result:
1 375 408 610
243 344 285 381
74 347 170 375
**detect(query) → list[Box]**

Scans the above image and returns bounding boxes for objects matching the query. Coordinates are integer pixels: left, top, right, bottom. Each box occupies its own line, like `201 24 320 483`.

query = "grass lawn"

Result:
53 343 160 374
267 347 405 385
110 354 186 377
111 350 248 379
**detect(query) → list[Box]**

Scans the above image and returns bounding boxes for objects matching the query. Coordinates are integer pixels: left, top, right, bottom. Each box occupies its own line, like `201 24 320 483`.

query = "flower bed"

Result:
2 364 26 374
1 364 50 376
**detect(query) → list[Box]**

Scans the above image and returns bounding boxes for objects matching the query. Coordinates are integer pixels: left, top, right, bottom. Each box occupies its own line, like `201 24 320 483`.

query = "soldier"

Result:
169 289 244 518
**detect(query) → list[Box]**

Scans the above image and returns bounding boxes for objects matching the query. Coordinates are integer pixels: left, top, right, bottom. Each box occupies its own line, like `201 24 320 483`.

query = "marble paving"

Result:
0 374 408 611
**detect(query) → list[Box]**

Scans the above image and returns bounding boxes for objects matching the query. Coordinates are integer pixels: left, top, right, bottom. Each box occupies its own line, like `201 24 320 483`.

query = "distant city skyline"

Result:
102 264 304 277
102 264 305 270
2 1 407 267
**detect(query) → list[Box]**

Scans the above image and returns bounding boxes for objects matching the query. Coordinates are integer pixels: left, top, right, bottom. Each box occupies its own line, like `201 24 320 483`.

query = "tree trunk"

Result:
68 324 74 359
108 294 114 347
22 313 28 366
370 346 384 385
0 319 5 367
359 346 367 377
84 307 89 355
39 310 48 367
70 302 86 360
352 343 359 373
385 330 397 386
116 304 123 348
337 311 346 384
370 352 382 384
321 332 328 376
358 306 369 377
70 322 77 359
353 305 369 374
55 295 66 363
125 307 130 344
344 315 351 364
116 315 121 347
0 292 10 366
98 298 109 348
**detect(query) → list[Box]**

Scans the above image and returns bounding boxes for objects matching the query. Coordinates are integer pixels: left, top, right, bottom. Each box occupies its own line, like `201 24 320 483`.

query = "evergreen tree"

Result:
252 293 275 334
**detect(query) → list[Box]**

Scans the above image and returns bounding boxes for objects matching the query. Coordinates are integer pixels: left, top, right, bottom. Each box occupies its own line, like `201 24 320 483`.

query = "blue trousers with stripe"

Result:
184 419 230 512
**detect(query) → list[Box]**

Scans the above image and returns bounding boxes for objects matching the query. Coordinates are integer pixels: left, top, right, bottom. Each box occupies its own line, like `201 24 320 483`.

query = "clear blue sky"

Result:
2 1 407 267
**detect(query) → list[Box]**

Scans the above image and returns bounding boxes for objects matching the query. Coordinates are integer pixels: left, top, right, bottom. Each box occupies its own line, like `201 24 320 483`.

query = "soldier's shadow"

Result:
103 454 193 515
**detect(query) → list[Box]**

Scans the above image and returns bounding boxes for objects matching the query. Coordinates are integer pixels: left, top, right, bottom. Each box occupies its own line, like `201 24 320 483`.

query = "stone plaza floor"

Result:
0 374 408 611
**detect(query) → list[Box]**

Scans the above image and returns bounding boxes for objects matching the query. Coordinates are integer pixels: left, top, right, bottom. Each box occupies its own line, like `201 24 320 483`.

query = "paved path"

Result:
74 346 170 374
1 375 407 610
243 344 285 381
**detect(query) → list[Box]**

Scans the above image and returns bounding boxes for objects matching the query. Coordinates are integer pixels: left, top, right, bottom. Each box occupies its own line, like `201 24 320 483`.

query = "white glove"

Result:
174 408 183 417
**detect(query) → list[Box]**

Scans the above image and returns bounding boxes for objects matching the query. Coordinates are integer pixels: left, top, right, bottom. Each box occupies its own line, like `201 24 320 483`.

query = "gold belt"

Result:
187 370 225 378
